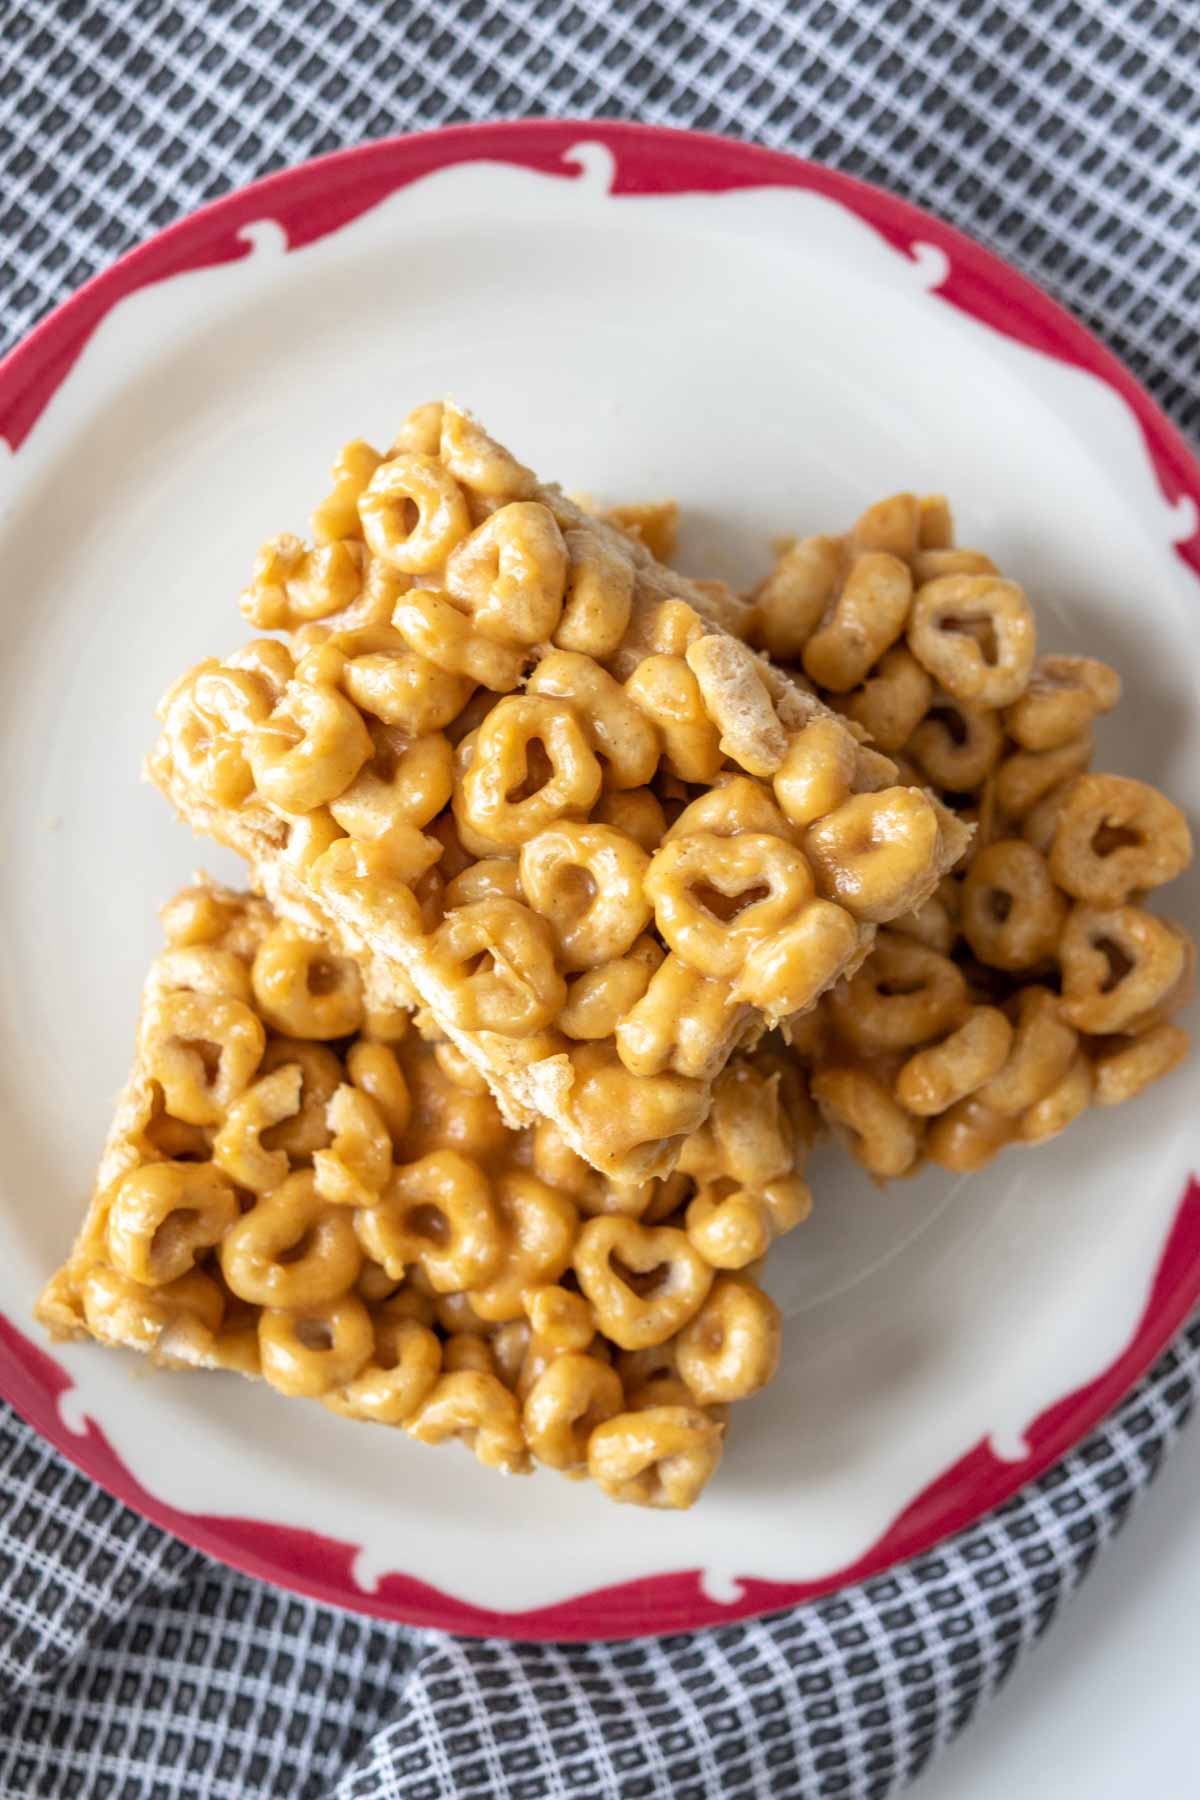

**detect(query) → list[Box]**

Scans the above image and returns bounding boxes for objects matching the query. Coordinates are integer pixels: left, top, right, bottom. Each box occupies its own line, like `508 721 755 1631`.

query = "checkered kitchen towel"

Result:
2 2 1199 1796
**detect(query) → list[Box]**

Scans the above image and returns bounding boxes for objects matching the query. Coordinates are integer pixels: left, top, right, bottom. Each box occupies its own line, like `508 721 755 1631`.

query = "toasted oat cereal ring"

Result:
706 1056 797 1188
960 839 1068 971
406 1369 531 1474
356 1260 403 1306
803 787 941 924
829 932 968 1056
337 624 475 735
749 534 842 661
423 898 566 1038
623 653 723 784
250 925 364 1040
78 1265 226 1360
684 1182 773 1270
392 586 528 691
467 1172 579 1324
895 1005 1013 1117
851 491 922 559
144 944 253 1007
140 990 266 1128
909 547 996 584
553 527 636 658
994 734 1093 822
220 1172 362 1310
456 694 602 848
605 499 679 562
593 788 668 853
247 679 373 815
1017 1052 1094 1144
439 402 536 498
444 500 568 646
1022 779 1080 857
667 774 801 846
359 1149 501 1293
646 832 815 978
1048 773 1192 907
1090 1022 1190 1107
977 987 1078 1116
1059 904 1188 1035
344 1040 412 1148
107 1162 240 1288
1004 655 1121 751
587 1405 723 1509
889 880 959 957
908 694 1004 794
158 660 275 808
440 1333 497 1377
322 1313 442 1425
392 1039 509 1164
312 1083 395 1208
835 645 934 754
280 808 347 875
212 1064 304 1194
431 1290 489 1338
526 651 660 789
240 533 364 630
616 953 746 1082
522 1353 624 1473
520 822 652 972
916 493 954 551
489 1317 533 1390
560 936 664 1041
442 856 522 910
258 1295 375 1398
309 439 384 543
925 1097 1013 1172
907 573 1035 707
773 718 857 828
810 1066 923 1179
675 1276 782 1404
759 1173 814 1237
733 900 861 1020
573 1216 714 1350
358 452 471 573
329 727 454 842
257 1038 342 1162
801 551 913 694
523 1284 596 1353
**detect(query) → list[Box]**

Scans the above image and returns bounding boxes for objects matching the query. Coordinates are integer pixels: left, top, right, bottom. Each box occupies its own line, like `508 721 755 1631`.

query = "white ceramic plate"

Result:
1 121 1197 1640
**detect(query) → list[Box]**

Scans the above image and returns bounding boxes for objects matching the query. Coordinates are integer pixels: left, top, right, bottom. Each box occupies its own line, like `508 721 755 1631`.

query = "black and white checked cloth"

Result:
2 4 1198 1796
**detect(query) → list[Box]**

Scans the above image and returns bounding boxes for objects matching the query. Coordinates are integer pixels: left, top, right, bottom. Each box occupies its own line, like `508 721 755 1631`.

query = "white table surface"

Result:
911 1389 1200 1799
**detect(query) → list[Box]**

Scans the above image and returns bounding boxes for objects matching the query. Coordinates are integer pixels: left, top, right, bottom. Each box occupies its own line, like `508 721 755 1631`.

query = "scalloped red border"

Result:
2 120 1198 1641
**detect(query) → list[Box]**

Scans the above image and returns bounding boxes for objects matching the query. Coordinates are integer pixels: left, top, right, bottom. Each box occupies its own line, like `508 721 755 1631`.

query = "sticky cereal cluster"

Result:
748 492 1193 1177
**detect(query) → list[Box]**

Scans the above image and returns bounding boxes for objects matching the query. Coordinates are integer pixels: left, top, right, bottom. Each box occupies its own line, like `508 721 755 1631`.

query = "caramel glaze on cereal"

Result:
747 492 1194 1180
148 404 970 1186
37 881 819 1509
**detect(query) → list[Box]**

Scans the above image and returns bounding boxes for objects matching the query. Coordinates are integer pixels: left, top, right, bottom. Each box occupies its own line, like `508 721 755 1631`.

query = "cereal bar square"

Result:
148 405 970 1182
37 881 818 1508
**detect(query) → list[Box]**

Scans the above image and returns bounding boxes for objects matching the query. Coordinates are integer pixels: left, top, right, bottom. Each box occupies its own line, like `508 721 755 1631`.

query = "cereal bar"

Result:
148 405 971 1183
37 881 818 1509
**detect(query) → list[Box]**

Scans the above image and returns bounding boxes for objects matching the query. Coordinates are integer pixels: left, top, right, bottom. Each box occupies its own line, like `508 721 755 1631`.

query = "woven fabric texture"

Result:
1 2 1198 1796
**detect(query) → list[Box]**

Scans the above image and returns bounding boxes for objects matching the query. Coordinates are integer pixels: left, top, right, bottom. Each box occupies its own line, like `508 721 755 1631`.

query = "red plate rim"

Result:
2 118 1198 1641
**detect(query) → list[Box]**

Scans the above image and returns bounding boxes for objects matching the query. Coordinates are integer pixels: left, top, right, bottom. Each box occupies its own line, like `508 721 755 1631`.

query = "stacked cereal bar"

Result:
57 410 1187 1507
148 404 969 1184
38 882 815 1508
